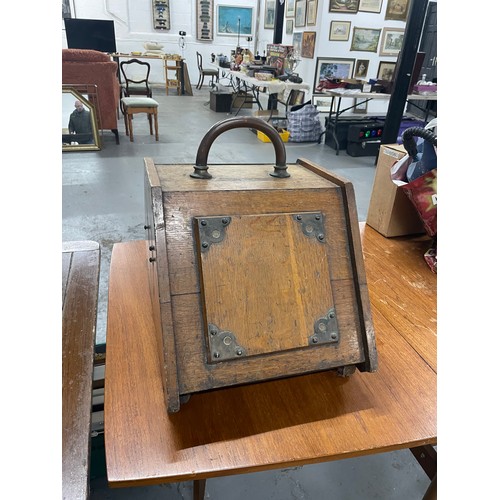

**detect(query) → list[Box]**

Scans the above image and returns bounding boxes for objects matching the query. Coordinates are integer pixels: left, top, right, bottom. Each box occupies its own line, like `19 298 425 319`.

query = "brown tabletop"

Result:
105 224 436 488
62 241 100 500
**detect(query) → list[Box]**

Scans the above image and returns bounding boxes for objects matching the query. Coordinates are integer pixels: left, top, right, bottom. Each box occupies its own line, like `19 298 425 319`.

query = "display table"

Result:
104 224 436 498
220 68 309 116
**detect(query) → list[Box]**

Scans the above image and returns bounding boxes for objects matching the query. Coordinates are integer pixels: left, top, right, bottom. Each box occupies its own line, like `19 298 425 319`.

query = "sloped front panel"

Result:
194 212 337 363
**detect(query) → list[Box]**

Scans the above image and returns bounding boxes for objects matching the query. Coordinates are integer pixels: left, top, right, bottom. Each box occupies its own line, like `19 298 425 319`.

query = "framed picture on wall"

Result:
358 0 382 13
377 61 396 81
286 0 296 18
217 5 253 36
196 0 214 40
292 32 303 54
286 19 294 35
301 31 316 58
295 0 307 28
307 0 318 25
329 0 359 13
385 0 409 21
329 20 351 41
379 27 405 56
350 27 381 52
314 57 355 92
354 59 369 78
264 0 276 29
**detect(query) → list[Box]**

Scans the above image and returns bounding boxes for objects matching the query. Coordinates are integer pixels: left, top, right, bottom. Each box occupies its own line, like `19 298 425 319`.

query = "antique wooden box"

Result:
144 117 377 413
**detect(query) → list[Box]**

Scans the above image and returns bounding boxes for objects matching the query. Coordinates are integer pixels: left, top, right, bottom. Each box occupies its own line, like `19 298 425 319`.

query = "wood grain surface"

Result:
62 241 100 500
105 224 436 488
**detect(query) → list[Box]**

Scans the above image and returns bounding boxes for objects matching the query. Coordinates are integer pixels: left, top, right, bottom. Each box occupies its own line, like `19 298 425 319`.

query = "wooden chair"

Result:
196 51 219 90
120 59 153 100
121 97 159 142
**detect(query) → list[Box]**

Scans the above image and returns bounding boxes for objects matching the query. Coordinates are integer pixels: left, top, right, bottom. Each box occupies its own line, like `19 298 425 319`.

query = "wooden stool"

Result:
121 97 159 142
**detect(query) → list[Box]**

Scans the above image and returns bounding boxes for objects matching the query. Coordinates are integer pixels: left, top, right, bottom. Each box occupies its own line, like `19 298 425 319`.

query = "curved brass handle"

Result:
191 116 289 179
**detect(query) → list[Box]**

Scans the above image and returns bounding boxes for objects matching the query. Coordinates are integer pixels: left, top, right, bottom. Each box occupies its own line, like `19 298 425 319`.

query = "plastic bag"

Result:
287 103 323 142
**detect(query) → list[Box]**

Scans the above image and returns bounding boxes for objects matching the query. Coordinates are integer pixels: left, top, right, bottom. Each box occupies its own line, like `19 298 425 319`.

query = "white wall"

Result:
62 0 435 112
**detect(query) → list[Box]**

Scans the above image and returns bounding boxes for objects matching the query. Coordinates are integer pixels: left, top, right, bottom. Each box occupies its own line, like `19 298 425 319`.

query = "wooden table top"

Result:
62 241 100 500
104 224 436 487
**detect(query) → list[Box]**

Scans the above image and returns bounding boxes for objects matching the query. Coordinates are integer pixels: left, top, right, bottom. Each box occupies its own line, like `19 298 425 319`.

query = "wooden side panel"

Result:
144 158 180 412
62 242 100 500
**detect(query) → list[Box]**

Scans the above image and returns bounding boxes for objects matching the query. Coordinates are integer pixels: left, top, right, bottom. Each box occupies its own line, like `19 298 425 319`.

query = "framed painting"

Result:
301 31 316 59
358 0 382 13
329 0 359 13
385 0 409 21
264 0 276 29
379 27 405 56
377 61 396 81
292 32 303 54
314 57 355 91
217 5 253 36
352 98 368 114
286 0 296 18
295 0 307 28
350 27 381 52
197 0 214 41
312 95 335 113
286 19 294 35
329 20 351 41
354 59 369 78
307 0 318 25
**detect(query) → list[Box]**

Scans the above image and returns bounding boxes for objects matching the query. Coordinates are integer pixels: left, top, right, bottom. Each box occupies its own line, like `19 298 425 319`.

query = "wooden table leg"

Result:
153 110 159 141
193 479 206 500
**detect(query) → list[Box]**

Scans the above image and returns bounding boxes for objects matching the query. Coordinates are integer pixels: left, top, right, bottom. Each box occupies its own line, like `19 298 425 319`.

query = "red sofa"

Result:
62 49 121 144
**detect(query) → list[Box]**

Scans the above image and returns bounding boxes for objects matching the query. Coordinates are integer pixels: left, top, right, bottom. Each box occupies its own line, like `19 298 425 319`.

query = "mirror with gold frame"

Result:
62 87 101 151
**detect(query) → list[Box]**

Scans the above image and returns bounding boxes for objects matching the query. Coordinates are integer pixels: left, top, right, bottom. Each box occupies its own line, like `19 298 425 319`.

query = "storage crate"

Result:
257 129 290 142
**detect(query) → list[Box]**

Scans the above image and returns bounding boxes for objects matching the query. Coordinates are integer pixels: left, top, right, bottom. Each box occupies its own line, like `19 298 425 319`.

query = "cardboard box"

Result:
366 144 425 237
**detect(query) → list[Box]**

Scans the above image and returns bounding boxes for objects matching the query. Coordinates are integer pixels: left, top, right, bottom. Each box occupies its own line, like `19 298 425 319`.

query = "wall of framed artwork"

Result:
329 20 351 41
350 27 381 52
66 0 421 111
379 27 405 56
301 31 316 59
